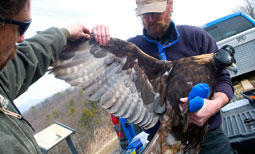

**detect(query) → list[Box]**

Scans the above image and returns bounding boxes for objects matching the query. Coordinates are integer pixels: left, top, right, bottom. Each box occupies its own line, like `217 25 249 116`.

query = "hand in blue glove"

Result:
188 83 210 112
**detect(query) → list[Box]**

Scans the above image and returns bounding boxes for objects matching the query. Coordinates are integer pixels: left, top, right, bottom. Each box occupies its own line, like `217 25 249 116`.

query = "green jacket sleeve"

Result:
0 27 70 154
0 27 69 100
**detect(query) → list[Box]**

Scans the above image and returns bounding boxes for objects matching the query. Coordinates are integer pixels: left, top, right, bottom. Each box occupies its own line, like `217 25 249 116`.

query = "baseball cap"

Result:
136 0 167 16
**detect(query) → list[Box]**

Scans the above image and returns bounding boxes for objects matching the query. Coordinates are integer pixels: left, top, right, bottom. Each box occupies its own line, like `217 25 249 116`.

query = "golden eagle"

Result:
50 36 237 154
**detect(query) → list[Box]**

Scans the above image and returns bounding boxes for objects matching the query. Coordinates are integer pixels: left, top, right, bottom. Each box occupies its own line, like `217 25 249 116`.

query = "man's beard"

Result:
0 45 17 70
143 15 170 40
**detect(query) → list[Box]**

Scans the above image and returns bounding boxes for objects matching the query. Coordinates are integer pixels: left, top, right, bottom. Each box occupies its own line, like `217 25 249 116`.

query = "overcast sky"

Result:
14 0 245 111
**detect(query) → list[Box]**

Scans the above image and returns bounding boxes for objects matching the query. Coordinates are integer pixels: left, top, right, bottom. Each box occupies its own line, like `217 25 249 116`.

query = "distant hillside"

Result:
23 87 116 154
17 98 43 113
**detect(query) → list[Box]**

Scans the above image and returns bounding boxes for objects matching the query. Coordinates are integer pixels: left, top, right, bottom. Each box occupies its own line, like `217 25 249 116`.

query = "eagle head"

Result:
214 45 237 74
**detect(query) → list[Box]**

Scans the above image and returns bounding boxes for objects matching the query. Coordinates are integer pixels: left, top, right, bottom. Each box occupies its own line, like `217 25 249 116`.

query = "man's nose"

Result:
17 34 25 43
148 15 156 22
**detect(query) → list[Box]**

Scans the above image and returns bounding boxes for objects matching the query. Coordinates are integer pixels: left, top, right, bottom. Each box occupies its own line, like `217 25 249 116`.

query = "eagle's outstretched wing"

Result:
50 36 173 129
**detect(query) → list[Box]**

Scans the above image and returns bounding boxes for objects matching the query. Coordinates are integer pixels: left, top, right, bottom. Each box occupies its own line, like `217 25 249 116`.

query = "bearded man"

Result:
93 0 234 153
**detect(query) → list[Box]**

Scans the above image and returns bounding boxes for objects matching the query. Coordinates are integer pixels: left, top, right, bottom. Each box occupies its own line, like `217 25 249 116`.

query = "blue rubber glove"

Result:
188 83 210 112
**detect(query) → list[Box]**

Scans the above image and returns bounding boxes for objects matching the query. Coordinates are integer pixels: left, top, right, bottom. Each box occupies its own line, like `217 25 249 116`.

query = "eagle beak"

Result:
226 63 238 74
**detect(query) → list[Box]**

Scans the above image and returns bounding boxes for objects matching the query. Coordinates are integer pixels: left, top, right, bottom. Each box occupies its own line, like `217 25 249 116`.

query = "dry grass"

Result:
95 136 119 154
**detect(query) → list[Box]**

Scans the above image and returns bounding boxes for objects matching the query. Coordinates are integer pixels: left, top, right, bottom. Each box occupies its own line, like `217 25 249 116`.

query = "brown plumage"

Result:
50 36 236 154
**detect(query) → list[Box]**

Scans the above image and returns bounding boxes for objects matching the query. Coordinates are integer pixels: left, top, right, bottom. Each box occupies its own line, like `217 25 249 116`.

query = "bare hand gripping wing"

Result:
50 36 172 129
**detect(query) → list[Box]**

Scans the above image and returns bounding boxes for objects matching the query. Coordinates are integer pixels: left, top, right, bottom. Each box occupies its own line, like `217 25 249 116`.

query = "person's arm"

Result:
180 30 234 127
181 92 229 126
0 24 90 100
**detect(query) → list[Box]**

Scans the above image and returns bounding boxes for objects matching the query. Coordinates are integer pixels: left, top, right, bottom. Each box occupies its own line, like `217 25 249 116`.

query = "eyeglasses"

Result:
0 17 32 35
141 13 162 20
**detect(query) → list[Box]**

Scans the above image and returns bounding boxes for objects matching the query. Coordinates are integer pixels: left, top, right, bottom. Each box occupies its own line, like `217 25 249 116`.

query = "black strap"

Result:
0 84 35 131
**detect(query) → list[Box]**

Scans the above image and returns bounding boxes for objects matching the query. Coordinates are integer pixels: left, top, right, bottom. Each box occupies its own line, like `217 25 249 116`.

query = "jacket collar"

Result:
142 20 180 47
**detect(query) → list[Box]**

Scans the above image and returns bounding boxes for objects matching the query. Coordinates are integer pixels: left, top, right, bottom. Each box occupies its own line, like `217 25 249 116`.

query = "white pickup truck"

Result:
202 12 255 78
203 12 255 154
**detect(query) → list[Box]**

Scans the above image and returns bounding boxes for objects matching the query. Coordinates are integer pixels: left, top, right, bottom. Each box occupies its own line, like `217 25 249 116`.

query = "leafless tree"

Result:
234 0 255 19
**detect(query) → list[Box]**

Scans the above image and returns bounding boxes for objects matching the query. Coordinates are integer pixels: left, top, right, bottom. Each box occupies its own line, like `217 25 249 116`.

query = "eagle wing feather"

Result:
50 36 171 129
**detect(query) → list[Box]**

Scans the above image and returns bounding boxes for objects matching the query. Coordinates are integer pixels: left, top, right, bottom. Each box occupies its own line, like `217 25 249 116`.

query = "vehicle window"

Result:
204 16 254 42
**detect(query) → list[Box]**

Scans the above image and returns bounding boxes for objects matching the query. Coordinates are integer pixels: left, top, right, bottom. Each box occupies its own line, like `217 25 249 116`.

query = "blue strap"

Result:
120 118 136 143
142 21 180 61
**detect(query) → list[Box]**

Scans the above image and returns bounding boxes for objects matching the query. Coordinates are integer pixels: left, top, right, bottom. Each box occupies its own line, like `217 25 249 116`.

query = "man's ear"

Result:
167 0 173 13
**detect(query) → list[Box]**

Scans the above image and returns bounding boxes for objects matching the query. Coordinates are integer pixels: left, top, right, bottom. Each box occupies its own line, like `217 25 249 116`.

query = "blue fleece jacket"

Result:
128 21 234 131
